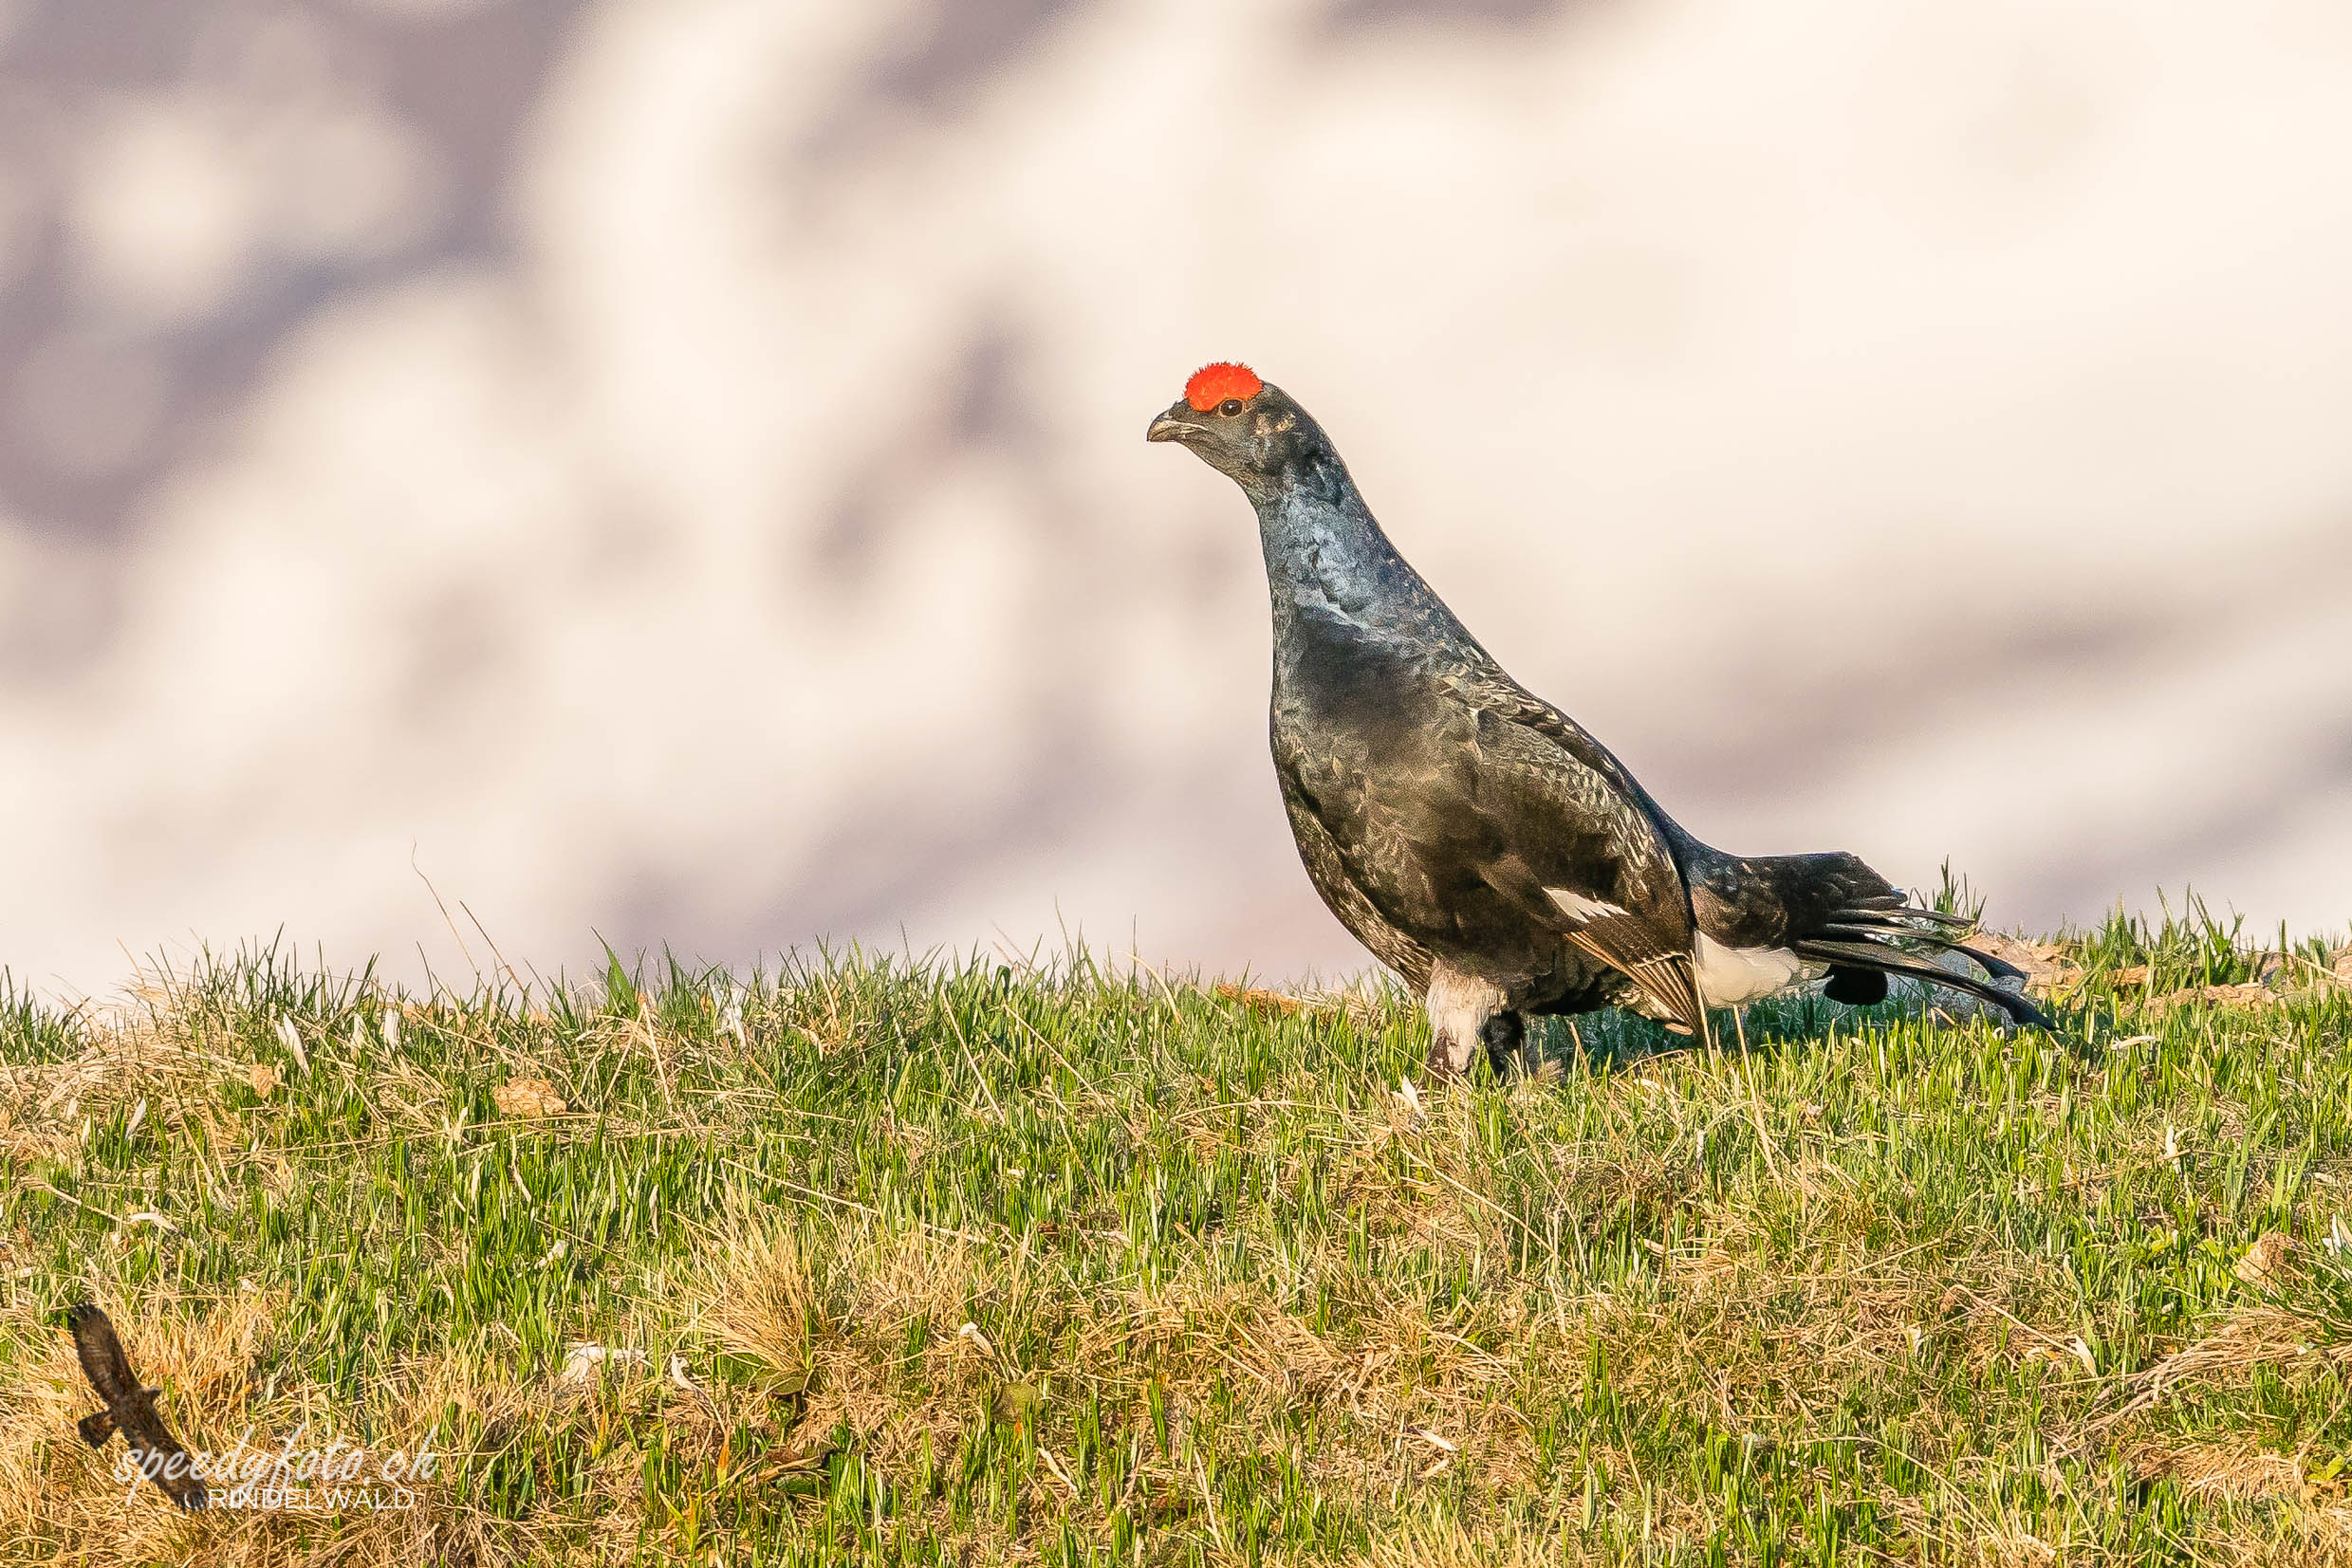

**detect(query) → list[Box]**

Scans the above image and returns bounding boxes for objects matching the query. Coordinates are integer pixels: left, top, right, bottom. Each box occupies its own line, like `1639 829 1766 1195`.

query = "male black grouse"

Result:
1147 362 2048 1079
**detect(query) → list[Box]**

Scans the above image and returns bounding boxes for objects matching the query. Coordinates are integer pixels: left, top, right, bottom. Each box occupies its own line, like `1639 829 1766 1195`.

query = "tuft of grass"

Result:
1 908 2349 1564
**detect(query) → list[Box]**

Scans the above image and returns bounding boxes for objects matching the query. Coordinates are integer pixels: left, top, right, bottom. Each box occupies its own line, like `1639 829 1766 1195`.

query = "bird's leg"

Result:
1422 963 1508 1081
1422 1025 1474 1081
1480 1011 1526 1080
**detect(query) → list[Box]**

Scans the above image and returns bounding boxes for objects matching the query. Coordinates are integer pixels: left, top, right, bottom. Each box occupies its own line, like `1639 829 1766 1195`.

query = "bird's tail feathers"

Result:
1809 922 2028 984
1792 935 2051 1028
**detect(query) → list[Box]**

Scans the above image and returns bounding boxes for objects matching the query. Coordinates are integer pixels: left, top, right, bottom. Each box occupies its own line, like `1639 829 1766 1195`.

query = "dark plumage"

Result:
1147 366 2048 1077
66 1301 207 1510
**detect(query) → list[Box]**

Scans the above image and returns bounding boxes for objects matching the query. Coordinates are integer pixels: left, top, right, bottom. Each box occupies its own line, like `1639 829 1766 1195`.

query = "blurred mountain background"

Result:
1 0 2346 996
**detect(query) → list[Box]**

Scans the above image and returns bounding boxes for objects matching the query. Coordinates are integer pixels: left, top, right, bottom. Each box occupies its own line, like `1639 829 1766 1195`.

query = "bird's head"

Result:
1146 362 1333 501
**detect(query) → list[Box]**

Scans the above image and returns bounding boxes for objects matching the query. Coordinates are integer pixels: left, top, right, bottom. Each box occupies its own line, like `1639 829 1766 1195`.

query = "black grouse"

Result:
1147 362 2048 1079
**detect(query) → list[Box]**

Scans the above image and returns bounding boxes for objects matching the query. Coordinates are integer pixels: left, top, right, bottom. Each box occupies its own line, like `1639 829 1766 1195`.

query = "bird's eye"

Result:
1217 398 1244 416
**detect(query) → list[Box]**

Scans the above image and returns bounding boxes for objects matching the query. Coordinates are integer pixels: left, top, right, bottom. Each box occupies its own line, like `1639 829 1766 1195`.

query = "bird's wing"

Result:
1557 903 1711 1040
121 1406 207 1510
67 1303 138 1407
1452 683 1711 1040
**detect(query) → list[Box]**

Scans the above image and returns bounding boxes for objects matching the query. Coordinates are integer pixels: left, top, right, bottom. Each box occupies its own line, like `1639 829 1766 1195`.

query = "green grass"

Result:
4 904 2351 1565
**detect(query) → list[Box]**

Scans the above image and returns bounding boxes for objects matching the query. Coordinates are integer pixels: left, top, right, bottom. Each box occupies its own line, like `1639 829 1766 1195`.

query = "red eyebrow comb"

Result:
1185 362 1263 411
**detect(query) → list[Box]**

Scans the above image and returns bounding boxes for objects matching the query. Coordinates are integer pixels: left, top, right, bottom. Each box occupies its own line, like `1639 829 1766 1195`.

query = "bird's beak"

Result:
1146 410 1194 444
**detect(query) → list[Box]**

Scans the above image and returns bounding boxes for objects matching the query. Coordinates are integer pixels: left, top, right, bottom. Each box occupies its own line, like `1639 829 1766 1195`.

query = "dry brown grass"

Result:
0 1282 783 1565
0 1288 499 1565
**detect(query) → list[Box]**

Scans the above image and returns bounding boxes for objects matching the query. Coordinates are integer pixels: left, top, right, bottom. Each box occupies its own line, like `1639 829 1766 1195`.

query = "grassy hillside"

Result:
4 907 2351 1565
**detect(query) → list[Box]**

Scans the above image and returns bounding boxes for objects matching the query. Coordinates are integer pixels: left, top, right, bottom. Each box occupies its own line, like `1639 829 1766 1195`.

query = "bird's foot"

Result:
1481 1011 1526 1081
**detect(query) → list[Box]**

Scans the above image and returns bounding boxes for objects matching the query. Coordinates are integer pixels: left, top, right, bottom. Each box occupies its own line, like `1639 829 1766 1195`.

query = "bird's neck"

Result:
1252 458 1470 644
